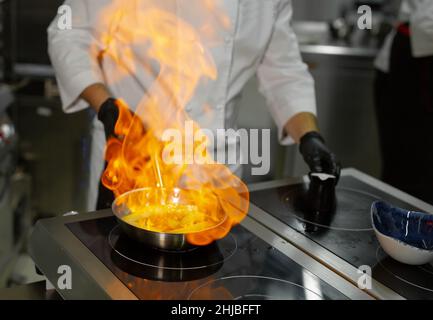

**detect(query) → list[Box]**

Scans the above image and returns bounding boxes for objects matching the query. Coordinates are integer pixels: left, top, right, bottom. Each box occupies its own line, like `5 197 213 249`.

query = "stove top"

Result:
250 171 433 300
66 217 348 300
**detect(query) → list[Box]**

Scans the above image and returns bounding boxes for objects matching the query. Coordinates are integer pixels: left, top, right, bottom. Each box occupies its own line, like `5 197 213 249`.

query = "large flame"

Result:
96 1 249 245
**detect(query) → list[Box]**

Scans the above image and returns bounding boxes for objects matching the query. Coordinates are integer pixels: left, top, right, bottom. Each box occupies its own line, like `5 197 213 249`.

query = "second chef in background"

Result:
375 0 433 203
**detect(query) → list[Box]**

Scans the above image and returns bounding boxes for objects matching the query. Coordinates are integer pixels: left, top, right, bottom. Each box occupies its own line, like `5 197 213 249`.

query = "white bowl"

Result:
371 200 433 266
373 228 433 265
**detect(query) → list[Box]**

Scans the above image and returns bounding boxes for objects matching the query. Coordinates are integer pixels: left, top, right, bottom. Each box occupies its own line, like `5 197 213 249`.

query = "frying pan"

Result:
112 187 227 251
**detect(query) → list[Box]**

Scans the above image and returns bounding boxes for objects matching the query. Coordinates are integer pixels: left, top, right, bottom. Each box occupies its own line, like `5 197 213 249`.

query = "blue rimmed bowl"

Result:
371 201 433 265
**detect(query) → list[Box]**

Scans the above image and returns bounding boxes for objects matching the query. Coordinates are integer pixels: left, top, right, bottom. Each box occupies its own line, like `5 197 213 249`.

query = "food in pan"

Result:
122 203 225 234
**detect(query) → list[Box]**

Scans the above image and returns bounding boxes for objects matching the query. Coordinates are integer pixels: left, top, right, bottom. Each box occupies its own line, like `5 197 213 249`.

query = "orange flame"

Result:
97 1 249 246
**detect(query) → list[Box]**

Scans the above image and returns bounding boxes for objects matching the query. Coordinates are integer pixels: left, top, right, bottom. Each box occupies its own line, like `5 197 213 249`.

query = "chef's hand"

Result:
97 98 121 140
299 131 341 182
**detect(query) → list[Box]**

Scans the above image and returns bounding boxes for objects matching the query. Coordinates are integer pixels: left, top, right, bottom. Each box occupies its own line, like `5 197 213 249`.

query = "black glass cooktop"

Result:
251 175 433 299
67 217 347 300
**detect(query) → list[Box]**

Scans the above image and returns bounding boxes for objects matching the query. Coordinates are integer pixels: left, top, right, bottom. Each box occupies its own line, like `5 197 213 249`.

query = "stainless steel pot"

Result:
112 187 226 251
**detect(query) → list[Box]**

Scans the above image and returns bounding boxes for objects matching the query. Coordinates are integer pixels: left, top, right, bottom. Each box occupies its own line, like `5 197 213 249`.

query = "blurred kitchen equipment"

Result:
1 0 62 80
371 201 433 265
0 84 32 287
329 17 353 42
328 0 389 47
292 21 331 45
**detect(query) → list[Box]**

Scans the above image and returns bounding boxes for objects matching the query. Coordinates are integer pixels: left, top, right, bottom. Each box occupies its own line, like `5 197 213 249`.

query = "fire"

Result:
96 1 249 245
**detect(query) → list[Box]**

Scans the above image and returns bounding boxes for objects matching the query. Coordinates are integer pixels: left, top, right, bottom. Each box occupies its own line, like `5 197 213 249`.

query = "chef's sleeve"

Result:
410 1 433 57
47 0 104 113
256 0 317 145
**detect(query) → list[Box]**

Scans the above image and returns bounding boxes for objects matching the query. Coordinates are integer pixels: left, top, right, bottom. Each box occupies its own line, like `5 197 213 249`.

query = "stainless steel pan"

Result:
112 187 227 251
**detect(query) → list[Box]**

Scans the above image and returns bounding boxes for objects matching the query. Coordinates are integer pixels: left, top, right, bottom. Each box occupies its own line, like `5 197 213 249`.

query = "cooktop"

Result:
250 174 433 299
67 217 348 300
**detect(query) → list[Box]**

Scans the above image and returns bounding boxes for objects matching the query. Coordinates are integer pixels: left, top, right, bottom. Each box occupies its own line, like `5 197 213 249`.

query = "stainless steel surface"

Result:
300 44 378 57
292 21 380 58
29 209 371 300
115 218 193 252
29 211 137 300
248 168 433 300
112 187 226 251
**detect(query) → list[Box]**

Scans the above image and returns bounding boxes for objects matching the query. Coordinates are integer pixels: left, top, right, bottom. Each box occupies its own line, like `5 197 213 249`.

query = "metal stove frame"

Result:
248 168 433 300
29 210 371 300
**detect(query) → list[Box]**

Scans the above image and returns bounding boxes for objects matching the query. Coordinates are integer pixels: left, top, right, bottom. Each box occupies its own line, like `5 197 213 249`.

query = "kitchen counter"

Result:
14 49 378 80
300 43 378 58
293 21 380 58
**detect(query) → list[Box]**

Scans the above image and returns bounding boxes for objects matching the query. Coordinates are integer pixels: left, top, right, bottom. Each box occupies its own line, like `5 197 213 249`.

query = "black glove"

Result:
299 131 341 182
96 98 119 209
96 165 115 210
97 98 120 140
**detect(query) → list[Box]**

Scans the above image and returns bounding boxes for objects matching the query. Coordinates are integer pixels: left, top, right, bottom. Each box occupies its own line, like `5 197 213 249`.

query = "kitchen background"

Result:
0 0 400 290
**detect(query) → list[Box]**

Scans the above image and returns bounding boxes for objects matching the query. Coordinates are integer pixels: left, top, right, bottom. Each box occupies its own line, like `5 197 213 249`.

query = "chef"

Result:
47 0 340 211
375 0 433 203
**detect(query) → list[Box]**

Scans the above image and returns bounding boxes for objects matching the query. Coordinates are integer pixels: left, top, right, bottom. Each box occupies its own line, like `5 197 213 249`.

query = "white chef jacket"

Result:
376 0 433 72
47 0 317 210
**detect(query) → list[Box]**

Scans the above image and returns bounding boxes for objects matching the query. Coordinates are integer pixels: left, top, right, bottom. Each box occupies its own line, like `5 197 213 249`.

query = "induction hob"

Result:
249 168 433 300
29 211 369 300
66 217 348 300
